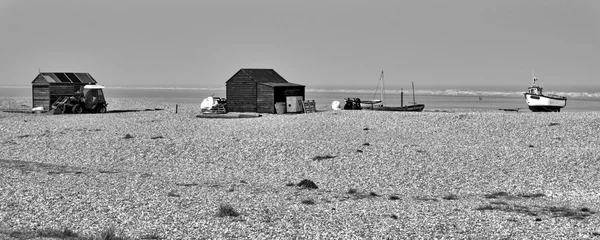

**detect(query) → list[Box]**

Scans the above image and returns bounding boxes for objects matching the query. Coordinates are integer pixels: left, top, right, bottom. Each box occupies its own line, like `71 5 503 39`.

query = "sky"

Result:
1 0 599 91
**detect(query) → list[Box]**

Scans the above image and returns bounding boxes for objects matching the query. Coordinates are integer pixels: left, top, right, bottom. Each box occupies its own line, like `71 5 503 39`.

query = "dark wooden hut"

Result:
31 72 98 110
226 69 305 113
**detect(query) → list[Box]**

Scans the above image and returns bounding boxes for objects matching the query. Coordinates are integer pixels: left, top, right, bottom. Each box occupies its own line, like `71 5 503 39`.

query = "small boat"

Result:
367 71 425 112
201 96 227 114
523 76 566 112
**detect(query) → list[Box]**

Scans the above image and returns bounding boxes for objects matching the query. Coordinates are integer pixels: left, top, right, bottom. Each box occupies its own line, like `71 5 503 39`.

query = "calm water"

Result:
2 86 600 112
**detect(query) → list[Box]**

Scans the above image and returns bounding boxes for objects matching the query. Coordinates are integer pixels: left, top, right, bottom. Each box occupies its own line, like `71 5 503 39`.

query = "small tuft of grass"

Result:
36 228 78 238
356 149 363 153
301 199 316 205
312 155 337 161
139 232 162 239
518 193 546 198
285 182 295 187
150 136 164 139
123 134 134 139
297 179 318 189
369 191 380 197
389 195 401 200
362 143 370 146
217 204 240 217
442 194 459 200
390 214 398 219
347 188 358 194
167 190 180 197
548 122 560 126
175 183 198 187
363 127 369 131
528 144 535 148
484 191 510 199
98 227 129 240
476 205 500 211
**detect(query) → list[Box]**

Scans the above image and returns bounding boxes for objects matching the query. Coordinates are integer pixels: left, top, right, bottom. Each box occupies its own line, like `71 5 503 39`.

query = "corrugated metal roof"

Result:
36 72 97 84
239 69 289 83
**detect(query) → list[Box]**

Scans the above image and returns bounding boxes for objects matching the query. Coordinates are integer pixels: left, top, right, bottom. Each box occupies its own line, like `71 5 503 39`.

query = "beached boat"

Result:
524 76 567 112
365 71 425 112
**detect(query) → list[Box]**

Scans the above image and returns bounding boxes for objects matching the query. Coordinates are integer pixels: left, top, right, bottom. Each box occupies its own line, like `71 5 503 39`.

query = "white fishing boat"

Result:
524 76 567 112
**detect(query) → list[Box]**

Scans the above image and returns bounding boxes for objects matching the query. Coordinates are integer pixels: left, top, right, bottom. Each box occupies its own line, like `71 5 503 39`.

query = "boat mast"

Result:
381 70 385 106
412 81 416 104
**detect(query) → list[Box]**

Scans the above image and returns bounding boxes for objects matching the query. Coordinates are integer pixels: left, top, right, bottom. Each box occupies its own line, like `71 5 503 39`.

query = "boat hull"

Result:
524 93 566 112
369 104 425 112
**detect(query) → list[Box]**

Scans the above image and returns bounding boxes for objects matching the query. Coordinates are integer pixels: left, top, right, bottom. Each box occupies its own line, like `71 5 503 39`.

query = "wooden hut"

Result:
31 72 98 110
226 69 305 113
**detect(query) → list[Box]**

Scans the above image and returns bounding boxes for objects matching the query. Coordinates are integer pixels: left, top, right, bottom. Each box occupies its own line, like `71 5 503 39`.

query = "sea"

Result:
2 86 600 112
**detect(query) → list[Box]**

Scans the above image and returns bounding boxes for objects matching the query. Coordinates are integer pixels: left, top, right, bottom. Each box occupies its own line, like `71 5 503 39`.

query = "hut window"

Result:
54 73 72 83
66 73 82 83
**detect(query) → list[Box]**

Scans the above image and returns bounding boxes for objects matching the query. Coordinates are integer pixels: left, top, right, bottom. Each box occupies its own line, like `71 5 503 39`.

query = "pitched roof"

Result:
238 69 290 84
34 72 97 84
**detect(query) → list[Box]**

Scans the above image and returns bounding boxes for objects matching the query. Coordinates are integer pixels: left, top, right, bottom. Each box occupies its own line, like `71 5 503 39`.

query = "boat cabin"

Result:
527 86 542 95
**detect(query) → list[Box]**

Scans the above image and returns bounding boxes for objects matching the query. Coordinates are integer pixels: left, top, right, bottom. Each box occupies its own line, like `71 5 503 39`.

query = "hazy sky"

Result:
1 0 599 91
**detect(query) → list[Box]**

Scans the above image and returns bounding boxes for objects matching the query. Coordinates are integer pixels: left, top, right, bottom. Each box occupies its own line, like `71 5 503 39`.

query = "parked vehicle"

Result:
52 85 108 114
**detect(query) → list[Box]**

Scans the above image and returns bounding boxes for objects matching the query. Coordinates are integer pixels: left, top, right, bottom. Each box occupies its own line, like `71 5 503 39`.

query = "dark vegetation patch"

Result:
362 143 370 146
416 149 427 153
0 159 84 175
346 188 380 200
548 122 560 126
217 204 240 217
484 191 511 199
167 190 181 198
476 203 595 220
123 134 134 139
99 169 119 174
150 136 164 139
312 155 337 161
297 179 318 189
301 199 316 205
389 195 401 200
528 144 535 148
285 182 296 187
175 183 198 187
363 127 369 131
369 191 380 197
4 227 133 240
442 194 459 200
139 233 163 239
36 228 79 238
16 134 31 138
390 214 399 220
485 191 545 200
356 149 363 153
518 193 546 198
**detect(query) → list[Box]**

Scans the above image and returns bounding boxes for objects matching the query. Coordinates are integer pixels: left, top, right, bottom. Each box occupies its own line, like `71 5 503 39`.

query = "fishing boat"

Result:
523 76 566 112
365 71 425 112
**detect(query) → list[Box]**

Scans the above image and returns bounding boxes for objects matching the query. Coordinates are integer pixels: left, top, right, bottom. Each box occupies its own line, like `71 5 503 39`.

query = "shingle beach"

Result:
1 98 599 239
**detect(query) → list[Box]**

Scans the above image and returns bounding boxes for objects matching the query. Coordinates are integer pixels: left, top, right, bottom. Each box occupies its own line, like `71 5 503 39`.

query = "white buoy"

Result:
200 97 215 111
331 101 341 110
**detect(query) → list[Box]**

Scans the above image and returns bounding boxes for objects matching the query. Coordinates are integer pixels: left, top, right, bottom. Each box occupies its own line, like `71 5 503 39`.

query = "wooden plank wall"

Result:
49 84 86 106
257 84 275 113
226 79 257 112
32 86 50 110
